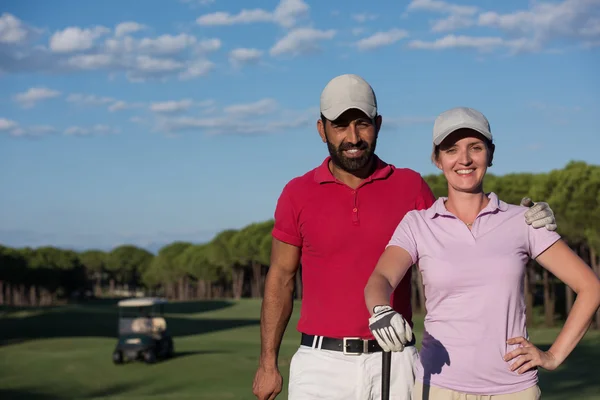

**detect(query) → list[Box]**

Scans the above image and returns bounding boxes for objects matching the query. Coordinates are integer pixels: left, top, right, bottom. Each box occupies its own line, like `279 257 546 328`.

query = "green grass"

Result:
0 299 599 399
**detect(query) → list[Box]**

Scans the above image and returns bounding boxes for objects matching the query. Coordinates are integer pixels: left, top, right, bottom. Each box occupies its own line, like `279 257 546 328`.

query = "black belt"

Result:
300 333 415 355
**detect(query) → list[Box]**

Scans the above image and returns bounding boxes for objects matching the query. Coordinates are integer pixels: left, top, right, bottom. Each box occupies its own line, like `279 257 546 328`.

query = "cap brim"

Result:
321 103 377 121
434 124 492 146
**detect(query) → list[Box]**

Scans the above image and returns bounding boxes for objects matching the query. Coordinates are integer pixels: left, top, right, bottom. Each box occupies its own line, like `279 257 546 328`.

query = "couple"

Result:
252 74 600 400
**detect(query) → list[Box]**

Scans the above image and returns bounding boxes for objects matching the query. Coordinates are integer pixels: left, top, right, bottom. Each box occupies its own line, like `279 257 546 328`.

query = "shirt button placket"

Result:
352 190 359 225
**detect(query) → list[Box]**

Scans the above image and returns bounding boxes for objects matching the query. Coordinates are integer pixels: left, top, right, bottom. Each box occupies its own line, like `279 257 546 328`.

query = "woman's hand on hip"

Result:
504 336 560 374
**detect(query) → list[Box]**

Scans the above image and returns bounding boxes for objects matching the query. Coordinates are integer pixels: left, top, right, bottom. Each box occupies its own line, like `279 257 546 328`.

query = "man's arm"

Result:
259 237 301 369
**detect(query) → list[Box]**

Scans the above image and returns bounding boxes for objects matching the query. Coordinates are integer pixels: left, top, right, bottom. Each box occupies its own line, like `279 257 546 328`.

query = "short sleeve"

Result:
272 183 303 247
416 176 436 211
526 216 561 259
386 211 419 264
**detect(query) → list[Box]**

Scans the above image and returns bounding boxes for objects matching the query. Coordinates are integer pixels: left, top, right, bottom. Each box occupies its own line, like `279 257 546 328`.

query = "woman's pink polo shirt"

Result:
387 192 561 395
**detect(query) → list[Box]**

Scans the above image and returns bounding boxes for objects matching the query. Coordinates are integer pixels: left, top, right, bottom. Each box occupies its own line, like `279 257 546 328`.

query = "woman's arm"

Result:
364 245 415 316
504 239 600 374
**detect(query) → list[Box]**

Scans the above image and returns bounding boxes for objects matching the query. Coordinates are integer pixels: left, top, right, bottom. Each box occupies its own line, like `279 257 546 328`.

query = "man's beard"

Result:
326 136 377 173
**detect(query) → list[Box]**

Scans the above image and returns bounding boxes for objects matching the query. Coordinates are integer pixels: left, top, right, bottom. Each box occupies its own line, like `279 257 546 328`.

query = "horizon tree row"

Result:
1 161 598 329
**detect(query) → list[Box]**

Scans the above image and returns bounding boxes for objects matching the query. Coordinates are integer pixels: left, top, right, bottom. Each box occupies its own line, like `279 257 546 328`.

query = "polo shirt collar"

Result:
425 191 508 219
314 155 392 184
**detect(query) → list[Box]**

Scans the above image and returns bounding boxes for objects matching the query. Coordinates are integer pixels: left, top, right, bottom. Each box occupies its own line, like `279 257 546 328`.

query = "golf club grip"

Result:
382 351 392 400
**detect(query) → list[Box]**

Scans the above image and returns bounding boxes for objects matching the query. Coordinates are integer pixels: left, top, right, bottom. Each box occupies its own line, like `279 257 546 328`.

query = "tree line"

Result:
1 161 598 329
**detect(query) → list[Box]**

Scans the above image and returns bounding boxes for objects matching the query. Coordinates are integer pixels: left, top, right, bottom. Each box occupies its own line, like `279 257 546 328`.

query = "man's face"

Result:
318 109 381 172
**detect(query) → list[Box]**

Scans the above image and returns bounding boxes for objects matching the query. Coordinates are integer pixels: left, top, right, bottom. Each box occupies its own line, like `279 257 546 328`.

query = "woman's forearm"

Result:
364 272 395 316
548 286 600 365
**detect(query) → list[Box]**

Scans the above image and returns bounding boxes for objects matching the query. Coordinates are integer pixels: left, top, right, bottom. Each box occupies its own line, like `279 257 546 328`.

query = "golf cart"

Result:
112 297 174 365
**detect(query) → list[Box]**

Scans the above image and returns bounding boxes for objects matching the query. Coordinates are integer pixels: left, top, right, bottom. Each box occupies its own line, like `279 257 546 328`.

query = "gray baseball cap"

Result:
432 107 492 146
320 74 377 121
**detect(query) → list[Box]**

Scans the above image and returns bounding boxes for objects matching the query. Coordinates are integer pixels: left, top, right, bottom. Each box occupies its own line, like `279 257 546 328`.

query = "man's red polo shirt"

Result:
272 156 436 339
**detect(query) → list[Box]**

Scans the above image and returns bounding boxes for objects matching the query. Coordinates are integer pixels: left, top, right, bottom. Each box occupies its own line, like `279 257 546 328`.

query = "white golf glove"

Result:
368 305 413 352
520 198 558 231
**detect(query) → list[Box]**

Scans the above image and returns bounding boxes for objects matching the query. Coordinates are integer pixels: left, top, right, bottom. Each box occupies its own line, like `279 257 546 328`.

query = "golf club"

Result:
382 350 391 400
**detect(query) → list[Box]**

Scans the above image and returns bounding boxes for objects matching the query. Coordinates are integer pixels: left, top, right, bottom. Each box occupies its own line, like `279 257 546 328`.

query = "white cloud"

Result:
352 13 378 23
66 94 142 112
137 33 197 55
407 0 478 16
407 0 600 52
229 48 263 67
108 101 139 112
0 118 58 138
0 118 18 131
66 53 115 69
67 93 115 105
0 13 29 43
408 34 506 51
157 113 312 136
150 99 195 113
179 59 215 80
11 125 57 137
196 0 309 28
431 14 474 32
135 55 183 72
272 0 310 28
115 21 146 37
49 26 110 53
14 87 61 108
356 29 409 50
477 0 600 51
194 38 222 53
270 27 336 56
181 0 215 5
64 124 120 136
223 98 278 115
148 98 314 136
0 16 220 82
197 9 273 25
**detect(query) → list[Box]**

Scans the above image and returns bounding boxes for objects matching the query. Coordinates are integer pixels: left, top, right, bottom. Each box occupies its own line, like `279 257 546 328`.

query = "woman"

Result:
364 106 600 399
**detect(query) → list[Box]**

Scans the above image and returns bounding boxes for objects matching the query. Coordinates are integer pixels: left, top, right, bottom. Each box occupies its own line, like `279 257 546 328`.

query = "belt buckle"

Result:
342 337 367 355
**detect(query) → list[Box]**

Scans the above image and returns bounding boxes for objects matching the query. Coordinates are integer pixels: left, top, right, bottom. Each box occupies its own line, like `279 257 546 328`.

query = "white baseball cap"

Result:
320 74 378 121
432 107 492 146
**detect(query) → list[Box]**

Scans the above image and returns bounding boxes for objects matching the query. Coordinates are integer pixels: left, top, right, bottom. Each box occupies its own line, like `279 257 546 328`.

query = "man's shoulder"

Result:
383 163 427 189
281 166 320 193
389 166 424 181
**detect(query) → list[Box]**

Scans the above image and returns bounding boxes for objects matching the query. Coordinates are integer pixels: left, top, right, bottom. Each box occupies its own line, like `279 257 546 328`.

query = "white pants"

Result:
288 345 418 400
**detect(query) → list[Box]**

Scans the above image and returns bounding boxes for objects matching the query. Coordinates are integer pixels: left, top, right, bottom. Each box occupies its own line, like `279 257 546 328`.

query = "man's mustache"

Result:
339 141 368 151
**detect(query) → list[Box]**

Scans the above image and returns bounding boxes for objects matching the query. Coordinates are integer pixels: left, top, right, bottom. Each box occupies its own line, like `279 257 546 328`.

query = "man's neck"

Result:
444 189 489 225
328 157 377 189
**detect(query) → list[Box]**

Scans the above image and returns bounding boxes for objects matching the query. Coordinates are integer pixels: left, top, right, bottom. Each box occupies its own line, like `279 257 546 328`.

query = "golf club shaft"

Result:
382 350 391 400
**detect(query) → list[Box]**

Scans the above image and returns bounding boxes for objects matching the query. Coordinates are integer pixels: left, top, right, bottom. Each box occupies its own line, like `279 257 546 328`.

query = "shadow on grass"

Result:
0 389 62 400
537 340 600 397
169 349 225 360
1 382 145 400
162 300 235 314
0 301 258 346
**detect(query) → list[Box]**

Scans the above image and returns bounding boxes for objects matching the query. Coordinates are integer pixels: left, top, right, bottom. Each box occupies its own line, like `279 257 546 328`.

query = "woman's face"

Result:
435 129 492 195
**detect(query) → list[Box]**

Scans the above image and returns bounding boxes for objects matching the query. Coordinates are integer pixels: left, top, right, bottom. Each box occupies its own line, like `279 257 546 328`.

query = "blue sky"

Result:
0 0 598 252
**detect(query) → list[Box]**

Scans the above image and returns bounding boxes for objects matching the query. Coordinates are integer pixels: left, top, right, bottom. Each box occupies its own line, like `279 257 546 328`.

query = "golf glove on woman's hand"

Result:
368 305 413 352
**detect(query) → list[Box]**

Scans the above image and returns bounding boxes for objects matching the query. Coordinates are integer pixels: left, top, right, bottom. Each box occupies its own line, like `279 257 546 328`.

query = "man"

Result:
252 74 557 400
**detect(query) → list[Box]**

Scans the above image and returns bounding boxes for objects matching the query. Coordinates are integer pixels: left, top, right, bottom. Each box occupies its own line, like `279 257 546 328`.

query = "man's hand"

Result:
368 305 413 352
504 336 561 374
252 364 283 400
521 197 558 231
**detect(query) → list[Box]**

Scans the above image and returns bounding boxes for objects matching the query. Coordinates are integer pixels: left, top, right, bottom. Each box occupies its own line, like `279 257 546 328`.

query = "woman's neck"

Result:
444 189 489 226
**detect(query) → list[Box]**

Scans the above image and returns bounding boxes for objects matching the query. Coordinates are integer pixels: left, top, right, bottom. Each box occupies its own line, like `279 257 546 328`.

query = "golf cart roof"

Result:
117 297 168 307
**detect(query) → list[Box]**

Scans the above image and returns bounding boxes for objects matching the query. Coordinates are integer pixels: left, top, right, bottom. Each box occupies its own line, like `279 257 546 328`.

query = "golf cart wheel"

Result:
143 349 156 364
112 350 123 365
